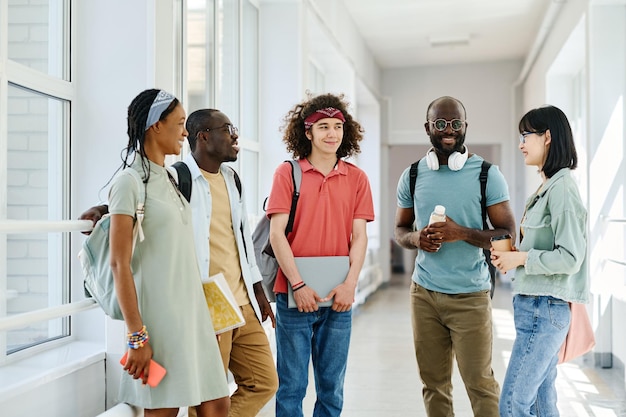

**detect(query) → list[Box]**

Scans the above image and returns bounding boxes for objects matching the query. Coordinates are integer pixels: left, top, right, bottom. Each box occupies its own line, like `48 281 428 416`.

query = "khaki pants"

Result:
190 303 278 417
410 283 500 417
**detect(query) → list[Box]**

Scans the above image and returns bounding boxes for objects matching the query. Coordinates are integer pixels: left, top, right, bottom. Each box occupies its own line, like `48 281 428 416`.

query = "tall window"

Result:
216 0 240 120
1 0 72 356
185 0 260 214
187 0 216 112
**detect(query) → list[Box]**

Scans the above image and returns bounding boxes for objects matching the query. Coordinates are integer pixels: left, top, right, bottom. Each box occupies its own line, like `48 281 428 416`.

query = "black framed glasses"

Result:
519 131 544 144
428 119 465 132
206 123 238 137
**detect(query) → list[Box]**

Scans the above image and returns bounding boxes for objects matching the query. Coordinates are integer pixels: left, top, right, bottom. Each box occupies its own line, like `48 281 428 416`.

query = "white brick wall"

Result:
5 1 66 351
8 2 49 73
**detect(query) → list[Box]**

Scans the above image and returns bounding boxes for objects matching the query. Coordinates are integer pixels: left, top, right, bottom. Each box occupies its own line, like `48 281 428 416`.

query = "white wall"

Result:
308 0 380 97
258 0 304 199
1 361 104 417
383 61 521 143
353 80 382 278
522 1 587 113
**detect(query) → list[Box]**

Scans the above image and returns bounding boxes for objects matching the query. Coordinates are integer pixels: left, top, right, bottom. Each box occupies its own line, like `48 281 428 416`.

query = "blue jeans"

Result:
500 295 571 417
274 293 352 417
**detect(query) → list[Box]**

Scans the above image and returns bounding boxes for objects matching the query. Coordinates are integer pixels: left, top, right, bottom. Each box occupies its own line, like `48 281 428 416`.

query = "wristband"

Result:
127 325 149 349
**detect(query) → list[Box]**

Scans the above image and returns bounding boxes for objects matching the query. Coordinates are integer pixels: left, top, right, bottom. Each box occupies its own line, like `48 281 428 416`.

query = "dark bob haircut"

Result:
518 105 577 178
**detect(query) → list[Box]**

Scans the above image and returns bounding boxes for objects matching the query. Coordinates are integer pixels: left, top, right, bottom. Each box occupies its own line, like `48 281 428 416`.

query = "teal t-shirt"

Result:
396 155 510 294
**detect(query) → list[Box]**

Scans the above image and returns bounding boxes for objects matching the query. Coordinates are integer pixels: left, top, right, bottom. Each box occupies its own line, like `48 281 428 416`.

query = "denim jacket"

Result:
514 168 589 303
169 154 264 322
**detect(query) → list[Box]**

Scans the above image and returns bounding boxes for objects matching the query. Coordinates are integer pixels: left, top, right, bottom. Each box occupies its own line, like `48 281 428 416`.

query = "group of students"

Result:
88 88 587 417
395 96 588 417
84 89 373 417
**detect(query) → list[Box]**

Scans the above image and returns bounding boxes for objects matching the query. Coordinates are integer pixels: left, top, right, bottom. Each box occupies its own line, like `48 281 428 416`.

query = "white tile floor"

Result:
257 273 626 416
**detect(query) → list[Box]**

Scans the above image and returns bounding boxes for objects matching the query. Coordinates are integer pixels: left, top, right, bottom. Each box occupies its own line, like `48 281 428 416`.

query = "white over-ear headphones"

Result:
425 146 469 171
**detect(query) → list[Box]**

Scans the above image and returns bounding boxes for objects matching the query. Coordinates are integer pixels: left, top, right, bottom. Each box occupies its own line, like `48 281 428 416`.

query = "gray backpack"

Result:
252 160 302 302
79 168 145 319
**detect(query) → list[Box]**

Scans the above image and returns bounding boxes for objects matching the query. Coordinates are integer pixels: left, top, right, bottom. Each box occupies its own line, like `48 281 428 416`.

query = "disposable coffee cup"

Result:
490 234 512 251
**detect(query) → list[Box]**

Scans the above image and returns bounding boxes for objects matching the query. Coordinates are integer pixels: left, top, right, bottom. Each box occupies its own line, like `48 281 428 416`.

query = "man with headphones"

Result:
394 96 516 417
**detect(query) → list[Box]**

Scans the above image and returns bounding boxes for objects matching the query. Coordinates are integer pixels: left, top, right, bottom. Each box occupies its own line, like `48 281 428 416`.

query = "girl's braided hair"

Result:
100 89 179 197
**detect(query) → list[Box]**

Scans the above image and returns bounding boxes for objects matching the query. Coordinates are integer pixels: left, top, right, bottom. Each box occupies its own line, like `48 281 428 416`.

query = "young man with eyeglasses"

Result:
80 109 278 417
394 96 516 417
182 109 278 417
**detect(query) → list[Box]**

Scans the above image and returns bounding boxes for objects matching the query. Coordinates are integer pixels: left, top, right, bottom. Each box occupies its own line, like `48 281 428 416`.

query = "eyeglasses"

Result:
519 131 543 144
206 123 238 137
428 119 465 132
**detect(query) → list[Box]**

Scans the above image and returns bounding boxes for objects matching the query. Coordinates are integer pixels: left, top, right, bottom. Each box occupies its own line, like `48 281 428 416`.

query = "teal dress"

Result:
109 159 228 409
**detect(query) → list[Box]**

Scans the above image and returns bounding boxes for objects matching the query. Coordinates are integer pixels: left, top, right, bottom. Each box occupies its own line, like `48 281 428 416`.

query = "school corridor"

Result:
257 273 626 417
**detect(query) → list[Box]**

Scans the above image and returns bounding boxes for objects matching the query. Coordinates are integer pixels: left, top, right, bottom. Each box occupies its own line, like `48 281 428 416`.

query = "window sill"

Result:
0 341 104 403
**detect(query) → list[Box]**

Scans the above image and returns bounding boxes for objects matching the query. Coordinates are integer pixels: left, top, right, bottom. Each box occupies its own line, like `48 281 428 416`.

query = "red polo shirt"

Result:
266 158 375 294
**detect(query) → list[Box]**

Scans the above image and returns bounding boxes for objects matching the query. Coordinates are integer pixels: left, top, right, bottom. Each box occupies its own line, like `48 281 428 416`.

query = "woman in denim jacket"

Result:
491 105 589 417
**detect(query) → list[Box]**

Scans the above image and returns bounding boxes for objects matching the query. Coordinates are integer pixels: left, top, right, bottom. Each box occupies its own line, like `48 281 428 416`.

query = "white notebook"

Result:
288 256 350 308
201 273 245 334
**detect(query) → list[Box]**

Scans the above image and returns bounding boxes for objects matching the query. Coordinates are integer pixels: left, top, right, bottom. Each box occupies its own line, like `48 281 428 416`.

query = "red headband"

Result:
304 107 346 129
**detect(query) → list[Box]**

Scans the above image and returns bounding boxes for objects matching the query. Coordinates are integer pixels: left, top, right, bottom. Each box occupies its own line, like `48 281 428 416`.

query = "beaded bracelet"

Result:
292 283 307 292
127 325 149 349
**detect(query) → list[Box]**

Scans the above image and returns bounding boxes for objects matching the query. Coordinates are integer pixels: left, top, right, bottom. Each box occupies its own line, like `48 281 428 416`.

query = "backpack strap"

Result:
172 161 241 201
479 161 491 229
257 160 302 259
226 166 248 258
123 168 146 245
285 160 302 234
229 166 242 197
172 161 192 202
408 158 491 221
479 160 497 298
409 159 420 202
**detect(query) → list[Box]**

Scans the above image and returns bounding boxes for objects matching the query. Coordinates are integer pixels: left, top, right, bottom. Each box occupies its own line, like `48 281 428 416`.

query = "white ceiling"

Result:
341 0 552 69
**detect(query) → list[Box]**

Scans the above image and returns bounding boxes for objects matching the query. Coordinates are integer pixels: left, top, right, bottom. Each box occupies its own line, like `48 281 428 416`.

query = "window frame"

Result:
0 0 75 360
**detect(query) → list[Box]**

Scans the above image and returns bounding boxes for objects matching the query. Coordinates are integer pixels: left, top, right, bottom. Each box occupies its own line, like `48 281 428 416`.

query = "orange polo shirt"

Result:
265 158 375 294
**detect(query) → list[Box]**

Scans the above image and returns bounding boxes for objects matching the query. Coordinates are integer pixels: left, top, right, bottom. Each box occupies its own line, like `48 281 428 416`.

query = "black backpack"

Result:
409 159 497 298
171 161 242 202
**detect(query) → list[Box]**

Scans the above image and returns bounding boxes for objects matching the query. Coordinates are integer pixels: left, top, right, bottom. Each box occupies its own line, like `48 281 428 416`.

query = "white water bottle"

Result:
429 205 446 225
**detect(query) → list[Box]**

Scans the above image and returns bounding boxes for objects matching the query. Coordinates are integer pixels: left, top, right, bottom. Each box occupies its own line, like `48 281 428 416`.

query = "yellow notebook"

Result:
201 273 245 334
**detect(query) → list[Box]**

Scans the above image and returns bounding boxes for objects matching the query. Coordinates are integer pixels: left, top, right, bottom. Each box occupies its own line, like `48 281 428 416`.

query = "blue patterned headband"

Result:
145 90 176 131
